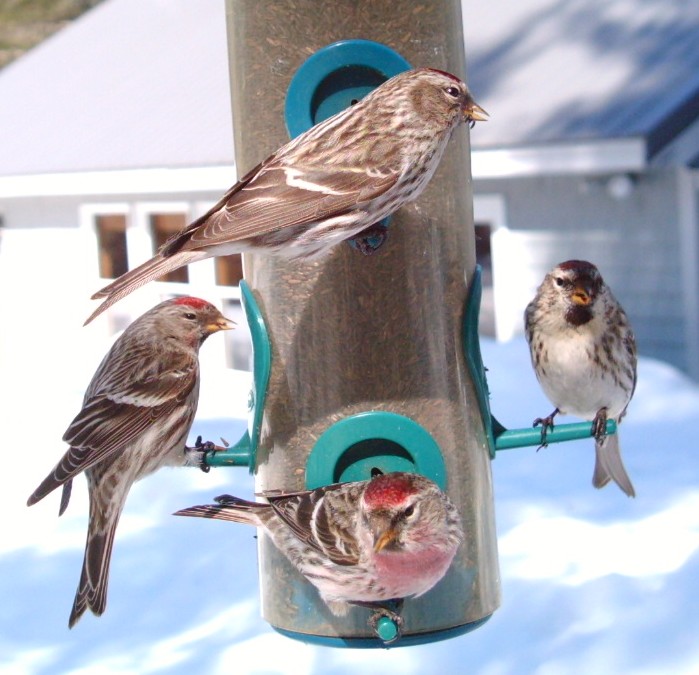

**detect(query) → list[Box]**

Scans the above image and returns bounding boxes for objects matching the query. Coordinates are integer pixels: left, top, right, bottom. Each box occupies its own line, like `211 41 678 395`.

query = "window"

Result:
216 254 244 287
473 194 510 340
149 213 189 283
95 214 128 279
85 201 249 371
475 222 495 337
222 299 252 370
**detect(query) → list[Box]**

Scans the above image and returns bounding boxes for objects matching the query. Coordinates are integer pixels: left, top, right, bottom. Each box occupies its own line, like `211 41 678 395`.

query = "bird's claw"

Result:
591 408 609 443
533 414 556 450
185 435 224 473
349 222 389 256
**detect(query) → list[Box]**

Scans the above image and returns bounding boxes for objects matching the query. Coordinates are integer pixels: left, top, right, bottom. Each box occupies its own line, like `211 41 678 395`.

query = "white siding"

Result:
0 190 251 382
475 168 690 373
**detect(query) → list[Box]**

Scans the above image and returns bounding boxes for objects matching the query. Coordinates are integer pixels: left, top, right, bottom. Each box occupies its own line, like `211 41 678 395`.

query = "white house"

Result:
1 0 698 379
0 0 247 378
466 0 699 380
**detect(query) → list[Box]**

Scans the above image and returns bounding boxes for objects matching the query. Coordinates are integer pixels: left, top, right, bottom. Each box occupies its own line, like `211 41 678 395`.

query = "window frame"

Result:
473 194 511 341
83 200 243 303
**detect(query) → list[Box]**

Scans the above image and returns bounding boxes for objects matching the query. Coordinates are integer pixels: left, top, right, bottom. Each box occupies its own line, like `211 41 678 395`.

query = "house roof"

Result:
466 0 699 156
0 0 698 179
0 0 234 177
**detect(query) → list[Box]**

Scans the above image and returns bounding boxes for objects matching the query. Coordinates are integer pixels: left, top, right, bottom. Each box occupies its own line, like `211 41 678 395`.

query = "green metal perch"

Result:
493 419 617 451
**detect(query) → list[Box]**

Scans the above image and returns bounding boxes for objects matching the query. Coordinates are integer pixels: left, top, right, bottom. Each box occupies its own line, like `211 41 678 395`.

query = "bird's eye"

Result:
184 312 196 320
403 504 415 518
555 278 565 288
445 86 460 98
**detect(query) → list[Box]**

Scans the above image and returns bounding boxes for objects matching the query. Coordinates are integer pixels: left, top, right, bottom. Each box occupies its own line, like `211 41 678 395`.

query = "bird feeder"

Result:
207 0 615 648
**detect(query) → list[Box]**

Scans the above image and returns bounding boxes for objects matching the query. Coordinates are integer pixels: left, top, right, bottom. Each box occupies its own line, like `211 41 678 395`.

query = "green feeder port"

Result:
306 411 446 490
284 39 412 138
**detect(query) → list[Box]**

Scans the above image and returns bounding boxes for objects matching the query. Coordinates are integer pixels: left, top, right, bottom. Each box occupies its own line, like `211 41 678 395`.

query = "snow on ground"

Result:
1 335 698 675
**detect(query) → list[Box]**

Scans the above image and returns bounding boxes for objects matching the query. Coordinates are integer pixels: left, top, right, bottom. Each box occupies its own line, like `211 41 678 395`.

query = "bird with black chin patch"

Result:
525 260 637 497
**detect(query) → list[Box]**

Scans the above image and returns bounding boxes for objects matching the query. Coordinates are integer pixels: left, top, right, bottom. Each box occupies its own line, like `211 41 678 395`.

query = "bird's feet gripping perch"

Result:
591 407 609 444
185 435 228 473
533 408 560 449
349 221 389 256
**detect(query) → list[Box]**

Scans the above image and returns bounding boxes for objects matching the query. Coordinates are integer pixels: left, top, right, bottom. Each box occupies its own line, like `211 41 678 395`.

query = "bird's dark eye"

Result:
445 86 460 98
403 504 415 518
555 278 565 288
184 312 196 320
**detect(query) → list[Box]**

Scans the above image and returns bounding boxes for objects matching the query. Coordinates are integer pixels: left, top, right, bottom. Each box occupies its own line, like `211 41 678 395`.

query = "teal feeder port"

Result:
306 411 446 490
284 39 412 138
463 266 498 458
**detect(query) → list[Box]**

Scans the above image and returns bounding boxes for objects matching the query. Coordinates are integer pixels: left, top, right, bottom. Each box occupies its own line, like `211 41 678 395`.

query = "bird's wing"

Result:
58 350 197 478
27 344 198 507
267 484 362 566
84 340 197 404
65 353 197 459
166 161 399 252
618 328 638 421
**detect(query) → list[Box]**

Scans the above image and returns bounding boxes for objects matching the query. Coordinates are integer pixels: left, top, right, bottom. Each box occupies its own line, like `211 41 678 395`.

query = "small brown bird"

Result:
525 260 637 497
176 472 463 621
27 297 234 627
85 67 486 324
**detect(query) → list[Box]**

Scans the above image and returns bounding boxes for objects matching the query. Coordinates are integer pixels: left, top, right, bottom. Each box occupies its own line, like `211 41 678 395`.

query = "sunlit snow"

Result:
1 335 698 675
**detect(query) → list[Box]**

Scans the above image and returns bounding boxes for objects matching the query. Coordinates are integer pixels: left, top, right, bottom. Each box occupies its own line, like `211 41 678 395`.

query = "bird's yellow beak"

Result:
374 528 398 553
207 317 236 333
571 287 591 306
464 99 488 124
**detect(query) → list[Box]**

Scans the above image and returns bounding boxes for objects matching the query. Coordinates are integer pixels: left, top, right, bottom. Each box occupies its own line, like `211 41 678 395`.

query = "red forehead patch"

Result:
424 68 462 84
558 260 598 273
173 296 211 309
363 473 418 509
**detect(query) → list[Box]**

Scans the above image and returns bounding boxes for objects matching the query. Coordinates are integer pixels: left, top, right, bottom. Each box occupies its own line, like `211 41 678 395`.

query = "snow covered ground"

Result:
2 333 698 675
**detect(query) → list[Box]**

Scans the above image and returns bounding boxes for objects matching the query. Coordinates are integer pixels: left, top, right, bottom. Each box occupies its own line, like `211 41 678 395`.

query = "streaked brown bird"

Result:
525 260 637 497
175 472 463 624
86 67 486 324
27 296 234 627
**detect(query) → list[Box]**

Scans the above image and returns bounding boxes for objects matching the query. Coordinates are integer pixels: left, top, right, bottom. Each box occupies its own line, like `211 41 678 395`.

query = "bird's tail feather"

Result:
84 250 203 325
27 445 96 512
593 432 635 498
59 480 72 517
69 500 122 628
174 494 264 525
27 456 79 510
